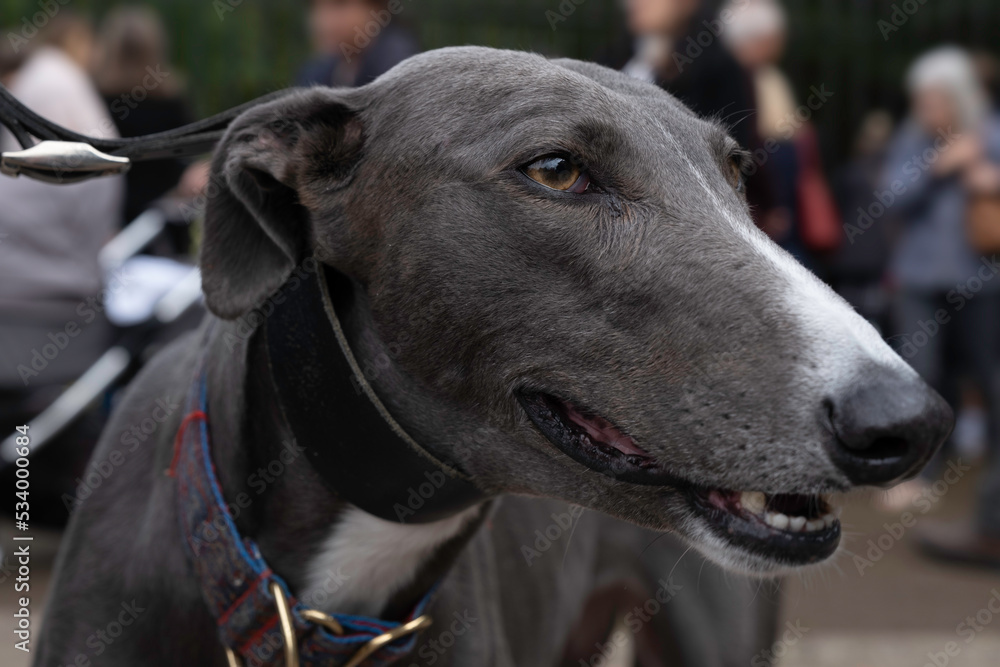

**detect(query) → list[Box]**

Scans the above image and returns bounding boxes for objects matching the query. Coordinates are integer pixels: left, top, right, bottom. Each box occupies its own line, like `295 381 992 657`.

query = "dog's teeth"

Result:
788 516 807 532
765 512 789 530
822 513 837 528
740 491 766 514
805 519 824 532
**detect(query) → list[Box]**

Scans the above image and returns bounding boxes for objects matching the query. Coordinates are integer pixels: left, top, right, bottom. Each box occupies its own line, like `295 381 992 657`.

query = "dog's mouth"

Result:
687 487 840 565
516 392 665 483
517 391 841 566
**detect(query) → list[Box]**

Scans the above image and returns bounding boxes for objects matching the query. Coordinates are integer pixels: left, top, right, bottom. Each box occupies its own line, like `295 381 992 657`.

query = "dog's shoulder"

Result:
36 324 217 666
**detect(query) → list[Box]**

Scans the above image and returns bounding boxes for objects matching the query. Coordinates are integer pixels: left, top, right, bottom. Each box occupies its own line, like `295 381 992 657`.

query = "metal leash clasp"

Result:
0 140 130 184
224 582 432 667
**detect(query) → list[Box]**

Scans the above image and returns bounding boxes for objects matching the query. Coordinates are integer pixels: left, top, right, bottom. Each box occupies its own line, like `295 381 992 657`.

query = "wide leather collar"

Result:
262 261 486 524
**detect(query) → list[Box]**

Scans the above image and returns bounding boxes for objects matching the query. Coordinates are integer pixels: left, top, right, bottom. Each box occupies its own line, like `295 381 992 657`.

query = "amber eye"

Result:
522 155 591 193
728 156 746 193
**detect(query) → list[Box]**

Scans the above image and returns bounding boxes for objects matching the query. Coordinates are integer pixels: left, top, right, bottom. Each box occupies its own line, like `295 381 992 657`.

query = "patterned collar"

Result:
168 372 432 667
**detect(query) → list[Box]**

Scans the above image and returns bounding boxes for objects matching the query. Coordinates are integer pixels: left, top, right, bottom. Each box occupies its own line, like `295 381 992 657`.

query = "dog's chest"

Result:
301 505 482 617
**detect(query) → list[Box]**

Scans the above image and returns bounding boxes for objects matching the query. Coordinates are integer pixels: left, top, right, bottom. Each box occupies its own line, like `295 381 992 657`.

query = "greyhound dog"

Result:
36 47 951 667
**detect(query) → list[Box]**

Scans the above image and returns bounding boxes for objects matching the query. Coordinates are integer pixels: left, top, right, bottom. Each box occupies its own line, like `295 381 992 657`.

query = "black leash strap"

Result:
265 264 487 524
0 80 488 521
0 82 291 183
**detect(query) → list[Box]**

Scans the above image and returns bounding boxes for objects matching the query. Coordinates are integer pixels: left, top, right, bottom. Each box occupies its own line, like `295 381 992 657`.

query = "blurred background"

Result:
1 1 999 666
4 0 1000 162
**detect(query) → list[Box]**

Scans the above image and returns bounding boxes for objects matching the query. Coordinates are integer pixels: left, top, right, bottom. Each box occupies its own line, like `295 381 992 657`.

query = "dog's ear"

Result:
200 90 364 319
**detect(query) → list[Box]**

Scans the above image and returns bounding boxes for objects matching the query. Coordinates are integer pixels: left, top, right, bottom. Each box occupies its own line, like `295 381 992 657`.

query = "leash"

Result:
2 79 487 660
0 82 291 183
174 371 435 667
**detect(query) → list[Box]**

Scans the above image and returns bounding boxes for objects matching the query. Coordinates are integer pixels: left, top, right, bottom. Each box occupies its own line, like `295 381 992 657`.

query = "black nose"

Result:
825 368 954 486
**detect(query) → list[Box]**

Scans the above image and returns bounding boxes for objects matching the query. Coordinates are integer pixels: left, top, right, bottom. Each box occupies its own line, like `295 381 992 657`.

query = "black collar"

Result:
263 261 487 524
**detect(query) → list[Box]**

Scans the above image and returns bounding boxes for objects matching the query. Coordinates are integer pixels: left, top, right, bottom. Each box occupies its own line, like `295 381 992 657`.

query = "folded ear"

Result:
200 89 364 319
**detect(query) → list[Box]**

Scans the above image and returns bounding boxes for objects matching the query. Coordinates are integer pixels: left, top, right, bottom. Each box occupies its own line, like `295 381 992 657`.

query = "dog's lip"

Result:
517 389 842 564
516 391 678 484
686 487 842 565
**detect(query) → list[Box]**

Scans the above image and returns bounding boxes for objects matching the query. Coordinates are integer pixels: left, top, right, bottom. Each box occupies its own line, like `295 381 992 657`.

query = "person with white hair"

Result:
883 46 1000 568
618 0 780 235
721 0 842 264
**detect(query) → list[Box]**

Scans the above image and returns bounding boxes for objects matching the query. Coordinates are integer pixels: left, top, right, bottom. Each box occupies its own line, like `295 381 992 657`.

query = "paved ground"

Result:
775 463 1000 667
2 462 997 666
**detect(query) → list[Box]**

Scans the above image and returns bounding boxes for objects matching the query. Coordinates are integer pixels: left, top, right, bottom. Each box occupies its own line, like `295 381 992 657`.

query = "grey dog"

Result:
35 48 951 667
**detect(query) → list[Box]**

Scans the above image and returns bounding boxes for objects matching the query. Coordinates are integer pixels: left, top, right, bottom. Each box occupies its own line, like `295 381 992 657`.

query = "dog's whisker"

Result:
666 544 696 583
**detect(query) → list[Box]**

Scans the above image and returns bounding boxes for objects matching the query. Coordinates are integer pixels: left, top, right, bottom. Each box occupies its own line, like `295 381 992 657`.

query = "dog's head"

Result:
201 47 952 575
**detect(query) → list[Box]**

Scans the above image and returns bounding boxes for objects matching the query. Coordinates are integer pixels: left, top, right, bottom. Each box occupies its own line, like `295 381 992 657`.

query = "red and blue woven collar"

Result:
168 372 433 666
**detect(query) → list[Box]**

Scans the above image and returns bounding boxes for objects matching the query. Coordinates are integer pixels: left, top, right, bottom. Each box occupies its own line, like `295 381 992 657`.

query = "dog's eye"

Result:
522 155 591 193
728 155 746 194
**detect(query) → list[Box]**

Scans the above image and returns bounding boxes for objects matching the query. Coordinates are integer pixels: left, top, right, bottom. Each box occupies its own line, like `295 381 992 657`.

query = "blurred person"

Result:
829 110 896 331
0 12 123 525
0 27 27 85
972 50 1000 107
618 0 779 231
621 0 751 142
882 47 1000 566
93 5 197 222
296 0 418 88
722 0 841 267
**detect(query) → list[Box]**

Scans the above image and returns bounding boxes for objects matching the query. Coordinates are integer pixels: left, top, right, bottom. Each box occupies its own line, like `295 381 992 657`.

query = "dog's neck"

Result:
201 293 484 619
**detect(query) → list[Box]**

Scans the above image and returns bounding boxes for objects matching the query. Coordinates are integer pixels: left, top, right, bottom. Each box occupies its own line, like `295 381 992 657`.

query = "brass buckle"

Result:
223 582 432 667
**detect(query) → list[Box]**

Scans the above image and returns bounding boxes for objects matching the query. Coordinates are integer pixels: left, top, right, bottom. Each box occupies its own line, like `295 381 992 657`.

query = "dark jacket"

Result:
605 4 776 220
296 23 419 88
103 94 193 222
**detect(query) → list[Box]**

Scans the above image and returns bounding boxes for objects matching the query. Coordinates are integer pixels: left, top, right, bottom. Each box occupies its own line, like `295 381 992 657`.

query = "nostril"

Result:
823 372 953 486
848 436 909 463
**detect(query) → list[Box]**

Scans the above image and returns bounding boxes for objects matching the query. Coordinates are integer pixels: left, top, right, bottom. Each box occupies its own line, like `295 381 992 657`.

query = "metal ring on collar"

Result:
222 581 432 667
